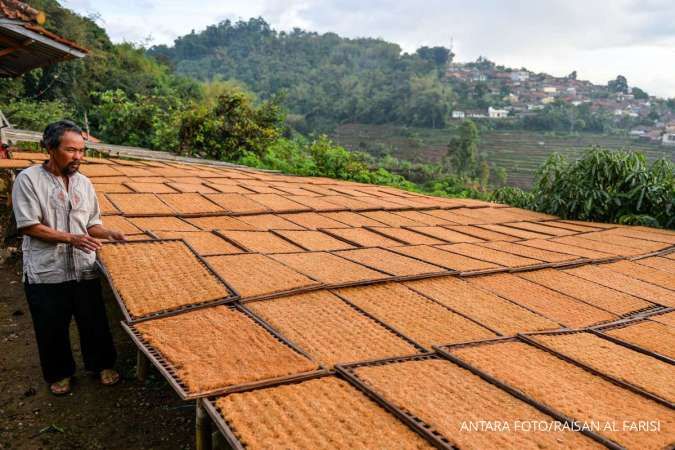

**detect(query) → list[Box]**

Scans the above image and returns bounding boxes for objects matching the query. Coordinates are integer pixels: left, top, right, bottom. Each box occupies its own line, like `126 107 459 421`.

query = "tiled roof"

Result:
5 151 675 447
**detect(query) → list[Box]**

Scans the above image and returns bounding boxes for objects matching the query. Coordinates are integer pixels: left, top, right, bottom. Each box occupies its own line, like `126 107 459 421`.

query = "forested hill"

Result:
148 18 454 130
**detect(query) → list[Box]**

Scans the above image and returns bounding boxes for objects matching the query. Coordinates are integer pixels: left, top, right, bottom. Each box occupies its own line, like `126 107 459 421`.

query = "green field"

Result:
332 124 674 188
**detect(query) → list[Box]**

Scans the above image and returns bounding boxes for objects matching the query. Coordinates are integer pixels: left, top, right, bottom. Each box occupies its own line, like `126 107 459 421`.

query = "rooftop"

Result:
0 0 87 77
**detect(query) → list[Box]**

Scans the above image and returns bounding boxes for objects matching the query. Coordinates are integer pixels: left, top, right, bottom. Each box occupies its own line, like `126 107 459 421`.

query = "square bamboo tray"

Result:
123 304 321 400
97 239 238 322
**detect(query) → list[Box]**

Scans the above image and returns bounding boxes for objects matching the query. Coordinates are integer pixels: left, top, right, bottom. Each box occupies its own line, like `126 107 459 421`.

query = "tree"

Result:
416 46 453 67
446 119 480 176
632 87 649 100
608 75 628 93
177 86 284 160
567 70 577 80
532 149 674 228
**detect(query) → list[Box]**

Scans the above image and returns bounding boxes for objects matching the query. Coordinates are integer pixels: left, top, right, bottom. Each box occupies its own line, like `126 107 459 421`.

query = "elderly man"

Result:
12 120 125 395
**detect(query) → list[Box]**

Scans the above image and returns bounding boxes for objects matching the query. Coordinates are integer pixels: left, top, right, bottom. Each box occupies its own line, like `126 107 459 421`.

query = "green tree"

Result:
446 119 480 176
177 86 284 160
608 75 628 93
532 149 674 228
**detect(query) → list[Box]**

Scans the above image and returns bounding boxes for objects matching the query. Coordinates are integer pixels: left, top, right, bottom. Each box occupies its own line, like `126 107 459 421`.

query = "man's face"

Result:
49 131 85 176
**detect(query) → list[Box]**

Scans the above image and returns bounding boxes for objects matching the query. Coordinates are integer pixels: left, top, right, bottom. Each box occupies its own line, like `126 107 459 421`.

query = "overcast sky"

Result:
62 0 675 98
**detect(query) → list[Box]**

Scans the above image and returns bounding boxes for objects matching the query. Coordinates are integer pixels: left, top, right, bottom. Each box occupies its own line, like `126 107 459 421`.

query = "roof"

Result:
0 0 87 77
3 149 675 448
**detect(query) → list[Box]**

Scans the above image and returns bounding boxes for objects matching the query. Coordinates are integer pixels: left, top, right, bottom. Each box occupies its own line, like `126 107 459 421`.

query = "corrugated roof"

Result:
0 0 87 77
4 149 675 447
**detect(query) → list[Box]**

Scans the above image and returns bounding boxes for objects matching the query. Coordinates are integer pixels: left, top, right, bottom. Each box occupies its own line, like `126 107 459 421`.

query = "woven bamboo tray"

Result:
359 211 426 227
321 227 404 248
389 245 502 274
91 183 132 193
100 215 143 235
518 268 653 316
106 193 175 216
156 193 225 216
436 243 547 270
634 255 675 273
518 239 617 261
434 338 628 450
466 273 617 328
235 214 305 230
244 290 422 368
203 373 438 450
502 221 578 237
216 230 303 254
564 263 675 307
520 330 674 407
590 318 675 364
320 211 389 227
284 195 344 212
270 251 390 285
128 216 200 232
123 305 321 400
552 235 641 258
366 227 444 246
279 212 349 230
97 239 239 322
334 248 447 278
478 241 581 265
580 231 669 254
391 211 455 226
184 215 255 231
642 308 675 327
124 182 178 194
404 226 484 243
272 230 354 252
333 283 496 349
245 193 310 213
150 231 244 256
203 193 270 214
445 225 519 242
603 260 675 290
205 253 321 300
96 192 120 215
337 353 605 450
404 276 561 336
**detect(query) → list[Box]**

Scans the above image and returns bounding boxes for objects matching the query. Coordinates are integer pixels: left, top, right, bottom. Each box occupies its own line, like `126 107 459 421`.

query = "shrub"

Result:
531 149 674 228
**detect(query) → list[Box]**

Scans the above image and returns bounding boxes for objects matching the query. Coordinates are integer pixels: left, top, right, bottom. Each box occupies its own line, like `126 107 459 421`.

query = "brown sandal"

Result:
50 377 71 396
100 369 120 386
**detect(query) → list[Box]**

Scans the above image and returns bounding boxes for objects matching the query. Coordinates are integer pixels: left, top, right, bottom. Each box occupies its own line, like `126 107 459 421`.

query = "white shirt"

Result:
12 164 102 284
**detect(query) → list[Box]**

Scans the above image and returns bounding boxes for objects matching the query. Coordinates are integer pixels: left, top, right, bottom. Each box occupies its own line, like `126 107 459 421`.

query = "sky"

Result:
62 0 675 98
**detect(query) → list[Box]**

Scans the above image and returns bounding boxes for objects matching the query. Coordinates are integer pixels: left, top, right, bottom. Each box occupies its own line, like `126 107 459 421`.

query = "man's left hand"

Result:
108 230 126 242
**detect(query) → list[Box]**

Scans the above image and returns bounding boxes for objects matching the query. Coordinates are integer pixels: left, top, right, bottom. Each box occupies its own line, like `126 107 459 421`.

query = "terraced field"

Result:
332 124 674 188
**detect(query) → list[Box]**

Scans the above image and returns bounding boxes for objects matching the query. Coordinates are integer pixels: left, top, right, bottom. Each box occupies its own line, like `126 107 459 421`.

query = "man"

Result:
12 120 125 395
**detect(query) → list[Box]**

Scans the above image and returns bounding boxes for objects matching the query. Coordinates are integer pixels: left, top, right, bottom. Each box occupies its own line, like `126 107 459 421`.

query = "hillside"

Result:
148 17 454 130
333 124 674 188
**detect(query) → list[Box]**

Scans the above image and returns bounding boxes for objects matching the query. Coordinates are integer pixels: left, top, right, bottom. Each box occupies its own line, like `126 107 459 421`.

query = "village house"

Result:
488 107 509 118
451 110 465 119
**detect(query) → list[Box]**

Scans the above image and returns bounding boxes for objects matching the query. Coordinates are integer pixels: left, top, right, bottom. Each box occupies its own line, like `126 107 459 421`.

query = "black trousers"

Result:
24 278 117 384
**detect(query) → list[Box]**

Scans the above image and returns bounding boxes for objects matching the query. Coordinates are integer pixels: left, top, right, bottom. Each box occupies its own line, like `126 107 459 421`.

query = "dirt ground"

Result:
0 247 195 450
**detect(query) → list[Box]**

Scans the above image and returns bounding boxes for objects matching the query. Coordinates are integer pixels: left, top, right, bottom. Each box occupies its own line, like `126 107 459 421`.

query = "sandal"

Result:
100 369 120 386
50 377 71 396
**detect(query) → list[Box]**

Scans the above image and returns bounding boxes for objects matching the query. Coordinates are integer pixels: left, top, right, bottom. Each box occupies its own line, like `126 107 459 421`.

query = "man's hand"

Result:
69 234 102 253
108 230 126 242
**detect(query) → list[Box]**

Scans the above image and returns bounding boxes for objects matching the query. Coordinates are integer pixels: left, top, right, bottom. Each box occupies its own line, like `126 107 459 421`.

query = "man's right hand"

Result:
69 234 103 253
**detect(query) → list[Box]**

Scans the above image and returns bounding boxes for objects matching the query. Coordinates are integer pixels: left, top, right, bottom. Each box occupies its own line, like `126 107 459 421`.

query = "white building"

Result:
488 107 509 118
451 111 465 119
511 71 529 82
663 133 675 146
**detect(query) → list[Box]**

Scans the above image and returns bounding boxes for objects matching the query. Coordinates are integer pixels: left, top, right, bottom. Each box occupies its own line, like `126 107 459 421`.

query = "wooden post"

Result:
196 399 213 450
136 349 149 382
